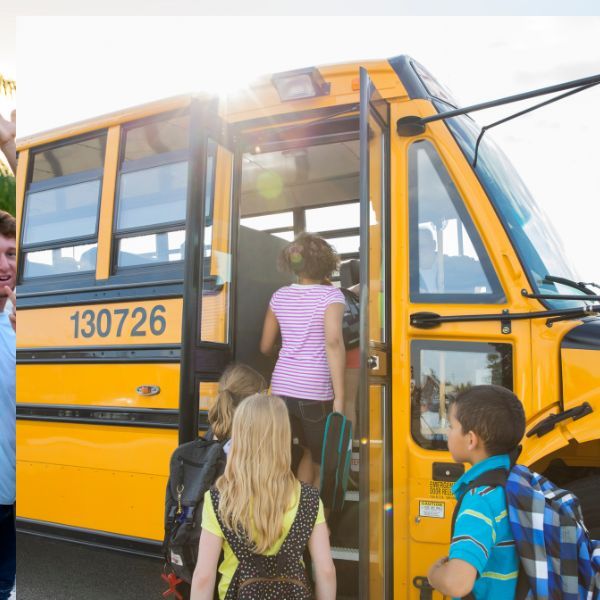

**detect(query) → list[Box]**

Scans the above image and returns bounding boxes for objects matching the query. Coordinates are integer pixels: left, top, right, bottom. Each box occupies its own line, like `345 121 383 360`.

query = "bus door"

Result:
358 67 392 600
402 114 526 597
179 99 237 443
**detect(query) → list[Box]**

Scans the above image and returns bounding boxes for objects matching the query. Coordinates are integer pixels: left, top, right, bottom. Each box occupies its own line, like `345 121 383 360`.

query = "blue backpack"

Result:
506 465 600 600
452 464 600 599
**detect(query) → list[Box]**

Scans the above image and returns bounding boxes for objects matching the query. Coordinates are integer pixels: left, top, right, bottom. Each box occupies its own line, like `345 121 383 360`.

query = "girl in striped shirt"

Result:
260 233 346 488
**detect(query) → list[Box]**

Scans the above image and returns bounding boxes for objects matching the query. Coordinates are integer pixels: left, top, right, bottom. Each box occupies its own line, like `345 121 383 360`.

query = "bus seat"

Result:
234 226 293 381
24 261 55 278
53 256 79 273
118 251 153 267
443 255 489 293
340 259 359 288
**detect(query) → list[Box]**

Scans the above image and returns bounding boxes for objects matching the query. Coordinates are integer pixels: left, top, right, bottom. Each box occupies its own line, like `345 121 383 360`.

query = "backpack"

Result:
340 287 360 350
320 411 353 512
210 482 320 600
451 464 600 600
163 433 228 584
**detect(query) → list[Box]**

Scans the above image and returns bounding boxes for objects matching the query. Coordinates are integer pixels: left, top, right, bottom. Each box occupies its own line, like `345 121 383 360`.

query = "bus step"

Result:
331 546 359 562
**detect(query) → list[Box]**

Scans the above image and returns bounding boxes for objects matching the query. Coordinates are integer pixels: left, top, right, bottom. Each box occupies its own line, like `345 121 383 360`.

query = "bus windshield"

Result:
443 108 589 309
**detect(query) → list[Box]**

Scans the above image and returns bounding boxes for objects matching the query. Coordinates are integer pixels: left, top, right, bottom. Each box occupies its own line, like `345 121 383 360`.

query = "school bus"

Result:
16 56 600 599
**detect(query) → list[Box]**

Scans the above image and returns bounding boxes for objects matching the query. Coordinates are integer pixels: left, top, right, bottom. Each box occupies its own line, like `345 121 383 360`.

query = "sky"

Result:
12 15 600 282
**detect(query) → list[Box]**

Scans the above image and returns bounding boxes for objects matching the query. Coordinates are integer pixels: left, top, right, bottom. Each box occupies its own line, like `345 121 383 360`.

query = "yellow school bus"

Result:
16 56 600 598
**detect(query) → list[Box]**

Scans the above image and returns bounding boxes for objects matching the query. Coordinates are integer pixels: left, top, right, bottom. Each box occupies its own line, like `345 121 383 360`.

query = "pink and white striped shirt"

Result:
269 284 345 401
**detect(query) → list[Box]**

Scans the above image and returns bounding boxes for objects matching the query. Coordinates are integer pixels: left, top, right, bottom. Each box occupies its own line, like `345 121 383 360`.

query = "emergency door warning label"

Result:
419 500 445 519
429 480 454 499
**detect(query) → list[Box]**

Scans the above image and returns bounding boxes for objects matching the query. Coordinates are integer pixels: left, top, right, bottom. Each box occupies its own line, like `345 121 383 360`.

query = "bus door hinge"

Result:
501 309 511 335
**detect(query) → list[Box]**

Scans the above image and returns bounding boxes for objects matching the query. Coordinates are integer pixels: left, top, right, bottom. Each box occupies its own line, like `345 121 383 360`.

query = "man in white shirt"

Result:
0 208 16 600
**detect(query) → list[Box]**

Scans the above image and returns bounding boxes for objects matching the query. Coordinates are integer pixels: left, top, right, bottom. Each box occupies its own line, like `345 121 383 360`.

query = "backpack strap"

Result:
450 468 508 600
450 468 508 535
209 488 254 563
277 482 320 561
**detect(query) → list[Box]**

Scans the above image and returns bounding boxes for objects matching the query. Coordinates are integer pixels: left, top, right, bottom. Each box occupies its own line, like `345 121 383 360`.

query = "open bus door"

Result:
358 67 393 600
179 98 238 443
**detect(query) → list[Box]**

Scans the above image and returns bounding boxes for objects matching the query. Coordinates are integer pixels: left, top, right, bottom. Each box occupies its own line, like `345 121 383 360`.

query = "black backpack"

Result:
210 482 320 600
163 433 227 584
340 287 360 350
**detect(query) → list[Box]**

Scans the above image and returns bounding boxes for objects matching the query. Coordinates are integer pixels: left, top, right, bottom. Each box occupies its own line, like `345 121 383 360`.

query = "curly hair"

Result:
278 232 339 281
0 210 16 239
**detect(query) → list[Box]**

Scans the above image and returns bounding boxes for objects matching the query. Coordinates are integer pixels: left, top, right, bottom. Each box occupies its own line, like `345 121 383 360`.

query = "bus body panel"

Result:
17 422 177 540
17 363 180 408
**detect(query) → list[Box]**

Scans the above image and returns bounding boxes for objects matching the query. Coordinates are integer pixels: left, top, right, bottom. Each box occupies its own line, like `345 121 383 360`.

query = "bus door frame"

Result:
179 97 240 444
358 66 393 600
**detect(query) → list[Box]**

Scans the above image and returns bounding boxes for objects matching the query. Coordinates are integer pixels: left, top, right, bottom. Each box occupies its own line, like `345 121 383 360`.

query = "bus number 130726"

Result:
69 305 167 339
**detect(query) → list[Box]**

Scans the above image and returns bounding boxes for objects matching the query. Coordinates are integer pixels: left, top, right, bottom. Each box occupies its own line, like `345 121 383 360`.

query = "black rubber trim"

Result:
17 404 181 428
16 403 212 430
17 281 184 309
562 319 600 350
16 518 163 559
17 345 181 364
388 55 429 100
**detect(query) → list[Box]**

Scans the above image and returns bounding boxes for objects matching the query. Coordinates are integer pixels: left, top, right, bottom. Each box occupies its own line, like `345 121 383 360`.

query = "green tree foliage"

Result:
0 75 16 97
0 163 16 215
0 73 16 216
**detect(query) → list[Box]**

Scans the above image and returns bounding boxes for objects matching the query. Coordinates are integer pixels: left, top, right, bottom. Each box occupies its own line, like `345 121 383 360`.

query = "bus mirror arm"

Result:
410 304 600 331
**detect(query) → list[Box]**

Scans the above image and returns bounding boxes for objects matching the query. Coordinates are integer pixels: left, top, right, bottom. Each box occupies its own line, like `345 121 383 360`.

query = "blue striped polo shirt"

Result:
450 454 519 599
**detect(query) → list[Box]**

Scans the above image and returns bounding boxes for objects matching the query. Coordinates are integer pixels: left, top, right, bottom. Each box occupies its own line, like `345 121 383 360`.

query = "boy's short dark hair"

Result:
450 385 525 456
278 232 339 281
0 210 16 239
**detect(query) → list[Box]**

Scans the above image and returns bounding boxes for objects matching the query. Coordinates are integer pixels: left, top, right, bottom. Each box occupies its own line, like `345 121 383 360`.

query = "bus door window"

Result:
199 380 219 432
408 140 504 302
21 134 106 279
113 113 189 270
236 139 360 378
410 341 513 450
200 141 234 345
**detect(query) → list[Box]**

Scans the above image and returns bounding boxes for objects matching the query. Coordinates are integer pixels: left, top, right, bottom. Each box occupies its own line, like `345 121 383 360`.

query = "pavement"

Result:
17 533 168 600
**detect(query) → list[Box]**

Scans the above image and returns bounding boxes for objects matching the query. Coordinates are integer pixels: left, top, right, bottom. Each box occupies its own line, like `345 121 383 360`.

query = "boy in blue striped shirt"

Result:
427 385 525 599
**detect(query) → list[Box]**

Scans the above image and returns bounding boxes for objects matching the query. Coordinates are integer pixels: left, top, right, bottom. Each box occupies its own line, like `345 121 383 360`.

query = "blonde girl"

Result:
191 394 336 600
207 363 266 447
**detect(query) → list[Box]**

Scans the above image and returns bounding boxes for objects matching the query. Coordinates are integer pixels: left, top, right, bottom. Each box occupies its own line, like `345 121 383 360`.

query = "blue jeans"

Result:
0 505 15 600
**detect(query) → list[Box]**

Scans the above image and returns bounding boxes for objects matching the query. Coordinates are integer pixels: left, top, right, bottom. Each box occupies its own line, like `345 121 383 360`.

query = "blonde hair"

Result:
208 364 266 441
215 394 297 554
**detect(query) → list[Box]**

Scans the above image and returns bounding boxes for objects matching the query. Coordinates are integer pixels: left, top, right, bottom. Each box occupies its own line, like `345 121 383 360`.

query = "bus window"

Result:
21 134 106 279
408 140 504 302
114 114 189 269
236 138 359 376
410 341 513 450
240 210 294 241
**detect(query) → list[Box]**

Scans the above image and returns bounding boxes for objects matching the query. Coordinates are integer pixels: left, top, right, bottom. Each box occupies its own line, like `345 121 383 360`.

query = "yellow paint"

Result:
96 125 121 280
17 363 180 408
15 148 29 258
17 421 178 540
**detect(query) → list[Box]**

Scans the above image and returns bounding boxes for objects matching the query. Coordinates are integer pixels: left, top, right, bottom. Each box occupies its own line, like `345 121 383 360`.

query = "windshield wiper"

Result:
520 274 600 301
